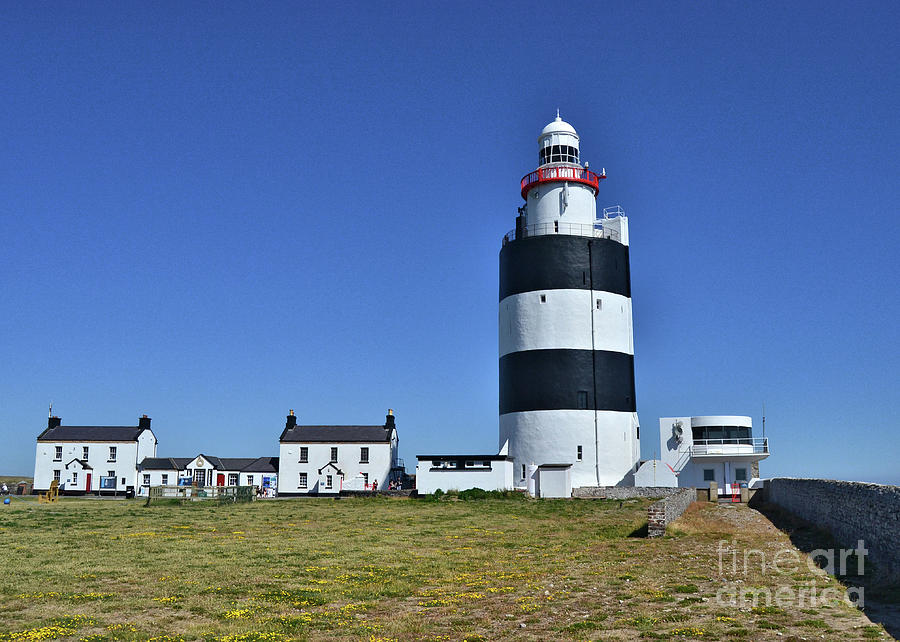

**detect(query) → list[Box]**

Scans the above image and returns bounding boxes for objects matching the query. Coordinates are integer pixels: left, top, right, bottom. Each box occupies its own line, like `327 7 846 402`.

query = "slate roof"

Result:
280 425 392 443
37 426 148 442
138 456 278 473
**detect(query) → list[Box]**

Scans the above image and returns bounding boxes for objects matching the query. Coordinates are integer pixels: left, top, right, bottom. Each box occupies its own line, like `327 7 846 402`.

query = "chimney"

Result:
385 408 395 430
138 415 152 430
285 409 297 430
48 416 61 430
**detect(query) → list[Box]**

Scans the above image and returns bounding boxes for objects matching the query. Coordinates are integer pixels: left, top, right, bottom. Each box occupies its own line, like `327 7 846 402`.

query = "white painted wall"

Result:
415 459 514 495
278 435 397 495
34 431 156 492
525 182 597 227
536 466 572 498
499 290 633 356
500 409 639 489
656 416 763 494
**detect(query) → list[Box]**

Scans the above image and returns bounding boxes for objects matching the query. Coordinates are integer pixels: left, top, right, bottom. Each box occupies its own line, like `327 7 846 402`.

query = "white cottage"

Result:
277 410 400 496
415 454 515 495
635 415 770 498
34 414 157 494
137 455 279 496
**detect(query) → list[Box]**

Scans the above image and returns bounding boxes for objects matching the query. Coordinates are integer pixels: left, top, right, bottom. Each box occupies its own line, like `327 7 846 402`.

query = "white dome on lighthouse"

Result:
541 114 577 136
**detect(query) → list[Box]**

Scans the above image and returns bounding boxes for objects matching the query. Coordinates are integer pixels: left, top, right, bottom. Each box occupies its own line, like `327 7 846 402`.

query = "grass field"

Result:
0 494 889 641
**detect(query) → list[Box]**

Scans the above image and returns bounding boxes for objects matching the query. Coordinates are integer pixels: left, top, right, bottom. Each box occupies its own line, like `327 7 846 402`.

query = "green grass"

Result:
0 496 887 640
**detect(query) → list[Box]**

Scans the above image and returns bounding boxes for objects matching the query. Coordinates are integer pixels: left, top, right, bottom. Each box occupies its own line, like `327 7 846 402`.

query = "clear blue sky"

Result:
2 2 897 483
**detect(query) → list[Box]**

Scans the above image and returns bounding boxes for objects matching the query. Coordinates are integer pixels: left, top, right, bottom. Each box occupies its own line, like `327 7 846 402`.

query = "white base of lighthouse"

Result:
500 410 640 488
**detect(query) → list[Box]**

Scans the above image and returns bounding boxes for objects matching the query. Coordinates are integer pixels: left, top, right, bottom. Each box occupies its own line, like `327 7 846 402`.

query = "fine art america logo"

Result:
716 539 867 608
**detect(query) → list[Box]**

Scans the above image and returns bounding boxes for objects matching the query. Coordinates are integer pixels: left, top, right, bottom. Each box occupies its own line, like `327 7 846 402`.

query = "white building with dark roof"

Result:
137 455 279 496
34 414 157 494
277 409 400 495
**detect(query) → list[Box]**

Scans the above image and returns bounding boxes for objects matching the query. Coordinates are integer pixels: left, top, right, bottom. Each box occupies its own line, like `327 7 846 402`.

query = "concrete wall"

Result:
764 478 900 582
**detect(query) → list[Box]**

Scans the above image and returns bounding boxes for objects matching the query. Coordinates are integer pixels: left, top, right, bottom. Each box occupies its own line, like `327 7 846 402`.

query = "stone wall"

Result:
573 486 686 499
647 489 696 537
574 486 696 537
764 478 900 582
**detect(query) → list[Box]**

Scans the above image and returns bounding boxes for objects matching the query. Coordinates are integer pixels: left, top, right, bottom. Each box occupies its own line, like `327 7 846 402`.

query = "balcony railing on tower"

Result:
503 221 621 244
520 166 604 199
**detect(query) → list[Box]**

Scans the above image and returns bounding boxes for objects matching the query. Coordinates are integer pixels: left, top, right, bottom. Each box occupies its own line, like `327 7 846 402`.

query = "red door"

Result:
86 473 92 492
216 473 225 487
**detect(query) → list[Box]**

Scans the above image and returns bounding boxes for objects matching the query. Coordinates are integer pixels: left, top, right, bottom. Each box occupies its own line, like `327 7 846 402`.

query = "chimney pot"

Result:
286 411 297 430
48 416 62 430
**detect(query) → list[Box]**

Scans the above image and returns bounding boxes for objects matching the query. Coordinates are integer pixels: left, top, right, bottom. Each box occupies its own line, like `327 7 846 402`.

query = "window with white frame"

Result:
108 446 117 462
54 446 62 461
360 447 369 463
299 447 308 463
143 474 150 486
330 447 338 462
228 473 239 486
53 470 61 482
82 446 89 460
577 445 583 461
247 475 254 486
161 474 168 485
72 472 78 484
299 473 307 489
107 470 115 478
325 475 333 489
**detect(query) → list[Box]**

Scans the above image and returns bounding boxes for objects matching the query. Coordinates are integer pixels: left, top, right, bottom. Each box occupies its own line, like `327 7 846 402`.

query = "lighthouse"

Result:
498 114 640 488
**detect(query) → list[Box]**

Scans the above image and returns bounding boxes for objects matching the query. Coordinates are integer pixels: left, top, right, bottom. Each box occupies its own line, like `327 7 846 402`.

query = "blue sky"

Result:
1 2 897 483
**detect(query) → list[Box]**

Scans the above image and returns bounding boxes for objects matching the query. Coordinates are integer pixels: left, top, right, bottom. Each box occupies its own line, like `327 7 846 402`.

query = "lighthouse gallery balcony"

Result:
520 165 603 199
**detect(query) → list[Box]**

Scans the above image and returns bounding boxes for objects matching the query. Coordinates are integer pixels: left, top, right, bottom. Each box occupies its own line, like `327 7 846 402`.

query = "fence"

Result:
145 485 255 505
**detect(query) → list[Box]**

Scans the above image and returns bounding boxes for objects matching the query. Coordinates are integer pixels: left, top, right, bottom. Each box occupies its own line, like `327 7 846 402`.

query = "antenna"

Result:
48 401 52 418
762 402 766 439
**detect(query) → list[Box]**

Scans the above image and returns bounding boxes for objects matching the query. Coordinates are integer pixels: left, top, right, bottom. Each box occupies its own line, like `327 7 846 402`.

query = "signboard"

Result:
99 476 117 489
177 477 192 486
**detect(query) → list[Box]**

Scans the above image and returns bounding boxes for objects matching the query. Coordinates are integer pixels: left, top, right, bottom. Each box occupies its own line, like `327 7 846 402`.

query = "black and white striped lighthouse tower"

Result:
499 113 640 488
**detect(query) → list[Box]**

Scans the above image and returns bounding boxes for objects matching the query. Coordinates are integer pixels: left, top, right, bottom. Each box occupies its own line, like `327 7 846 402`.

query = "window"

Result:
107 470 115 478
577 445 583 461
193 469 206 486
143 474 150 486
54 446 62 461
703 469 715 482
121 477 125 485
325 475 333 489
362 473 368 487
330 447 338 462
299 473 307 489
228 473 239 486
577 391 589 409
82 446 89 460
735 468 748 482
299 447 308 463
72 472 78 484
161 474 168 485
636 426 640 440
521 464 526 479
539 294 546 303
247 475 254 486
108 446 117 462
465 461 474 467
53 470 61 482
596 298 602 310
360 447 369 463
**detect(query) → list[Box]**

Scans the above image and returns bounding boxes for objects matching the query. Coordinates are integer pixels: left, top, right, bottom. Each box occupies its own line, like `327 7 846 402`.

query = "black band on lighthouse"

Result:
499 235 631 301
499 348 636 414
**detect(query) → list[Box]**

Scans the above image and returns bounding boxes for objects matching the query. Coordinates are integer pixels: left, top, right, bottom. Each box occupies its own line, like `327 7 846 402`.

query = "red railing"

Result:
520 166 604 199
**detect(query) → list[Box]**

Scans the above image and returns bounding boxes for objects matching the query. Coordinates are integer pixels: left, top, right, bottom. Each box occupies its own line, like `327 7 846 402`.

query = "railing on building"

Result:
520 166 604 199
503 221 622 244
690 438 769 457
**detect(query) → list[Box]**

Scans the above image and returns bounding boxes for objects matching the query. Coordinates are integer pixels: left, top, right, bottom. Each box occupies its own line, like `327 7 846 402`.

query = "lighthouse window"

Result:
577 445 583 461
577 391 589 409
541 145 579 164
539 294 546 303
596 298 602 310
